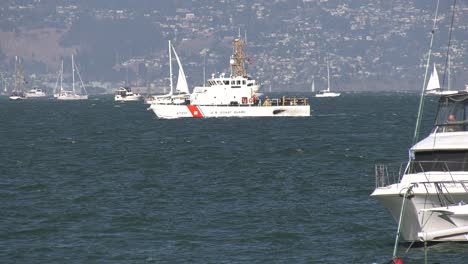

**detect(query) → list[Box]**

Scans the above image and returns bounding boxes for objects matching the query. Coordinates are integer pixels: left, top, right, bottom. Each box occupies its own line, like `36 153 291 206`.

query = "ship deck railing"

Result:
262 97 309 106
375 161 468 188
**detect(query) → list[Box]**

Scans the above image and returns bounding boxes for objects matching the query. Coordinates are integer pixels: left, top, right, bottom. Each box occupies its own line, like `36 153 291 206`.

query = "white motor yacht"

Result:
372 92 468 242
25 88 47 98
114 87 142 102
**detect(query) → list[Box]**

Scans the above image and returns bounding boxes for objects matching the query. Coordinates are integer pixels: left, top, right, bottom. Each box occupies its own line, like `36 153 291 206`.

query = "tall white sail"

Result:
426 64 440 91
172 45 189 94
311 78 315 92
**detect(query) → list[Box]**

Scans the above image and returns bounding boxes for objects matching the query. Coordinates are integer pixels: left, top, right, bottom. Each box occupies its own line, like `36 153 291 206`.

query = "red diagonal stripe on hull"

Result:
186 105 204 118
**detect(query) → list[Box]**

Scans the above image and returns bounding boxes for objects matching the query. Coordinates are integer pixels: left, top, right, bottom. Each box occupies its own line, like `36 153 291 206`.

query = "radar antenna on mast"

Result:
230 37 248 78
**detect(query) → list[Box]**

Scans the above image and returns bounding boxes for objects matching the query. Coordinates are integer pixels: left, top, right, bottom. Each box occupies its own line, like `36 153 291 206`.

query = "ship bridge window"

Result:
434 95 468 133
242 80 246 85
224 80 229 85
217 81 223 85
410 150 468 173
231 80 235 85
237 80 241 85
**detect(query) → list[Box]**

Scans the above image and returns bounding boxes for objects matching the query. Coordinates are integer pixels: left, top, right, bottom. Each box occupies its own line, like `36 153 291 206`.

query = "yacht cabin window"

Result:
434 95 468 133
409 150 468 173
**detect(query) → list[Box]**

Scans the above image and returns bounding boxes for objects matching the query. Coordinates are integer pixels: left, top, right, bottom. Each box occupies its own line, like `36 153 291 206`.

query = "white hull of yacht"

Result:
57 94 88 100
25 89 47 98
115 94 142 102
426 90 459 96
9 95 26 100
315 92 341 98
371 172 468 242
25 93 47 98
150 104 310 119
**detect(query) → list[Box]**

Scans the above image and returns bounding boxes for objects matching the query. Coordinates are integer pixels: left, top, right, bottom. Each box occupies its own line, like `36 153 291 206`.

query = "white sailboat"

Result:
426 64 457 95
315 61 340 98
147 40 190 105
9 56 26 100
56 55 88 100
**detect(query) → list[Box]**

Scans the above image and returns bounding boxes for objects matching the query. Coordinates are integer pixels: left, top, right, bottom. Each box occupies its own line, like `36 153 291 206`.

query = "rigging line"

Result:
441 0 457 89
413 0 440 145
393 185 414 258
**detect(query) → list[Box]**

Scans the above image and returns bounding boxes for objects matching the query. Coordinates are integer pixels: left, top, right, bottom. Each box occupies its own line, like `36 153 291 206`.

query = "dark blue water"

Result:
1 93 468 263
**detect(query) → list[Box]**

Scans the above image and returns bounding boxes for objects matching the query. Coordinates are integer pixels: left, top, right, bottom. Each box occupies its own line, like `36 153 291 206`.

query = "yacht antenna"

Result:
413 0 440 145
441 0 457 90
327 60 331 92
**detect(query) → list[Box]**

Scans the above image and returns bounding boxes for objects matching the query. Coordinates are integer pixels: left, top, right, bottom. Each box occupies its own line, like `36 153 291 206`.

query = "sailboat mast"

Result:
72 54 75 94
327 61 331 92
14 56 17 92
169 40 173 96
203 52 206 87
448 54 451 91
312 77 315 92
60 60 64 91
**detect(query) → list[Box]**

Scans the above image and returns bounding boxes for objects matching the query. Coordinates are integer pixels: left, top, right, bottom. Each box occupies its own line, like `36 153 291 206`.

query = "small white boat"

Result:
372 92 468 242
9 56 27 100
9 91 26 100
114 87 142 101
25 88 47 98
425 64 458 96
315 60 341 98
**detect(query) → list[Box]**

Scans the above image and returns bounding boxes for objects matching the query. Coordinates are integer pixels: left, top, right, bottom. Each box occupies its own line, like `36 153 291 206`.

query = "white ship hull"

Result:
150 104 310 119
372 172 468 242
25 89 47 98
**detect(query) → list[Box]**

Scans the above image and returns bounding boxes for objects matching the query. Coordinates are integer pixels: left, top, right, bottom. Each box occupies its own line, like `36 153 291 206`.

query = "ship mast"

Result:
230 38 247 78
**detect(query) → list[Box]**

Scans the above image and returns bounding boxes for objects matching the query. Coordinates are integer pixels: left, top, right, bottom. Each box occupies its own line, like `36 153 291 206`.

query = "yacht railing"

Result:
375 162 407 188
375 160 468 188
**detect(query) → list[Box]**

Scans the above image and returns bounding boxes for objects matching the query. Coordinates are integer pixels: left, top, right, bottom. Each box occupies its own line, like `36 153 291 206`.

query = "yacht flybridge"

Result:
372 92 468 242
149 37 310 118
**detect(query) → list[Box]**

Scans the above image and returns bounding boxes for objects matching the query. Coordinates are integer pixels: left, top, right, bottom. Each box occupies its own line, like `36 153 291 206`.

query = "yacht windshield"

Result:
409 150 468 173
434 94 468 133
